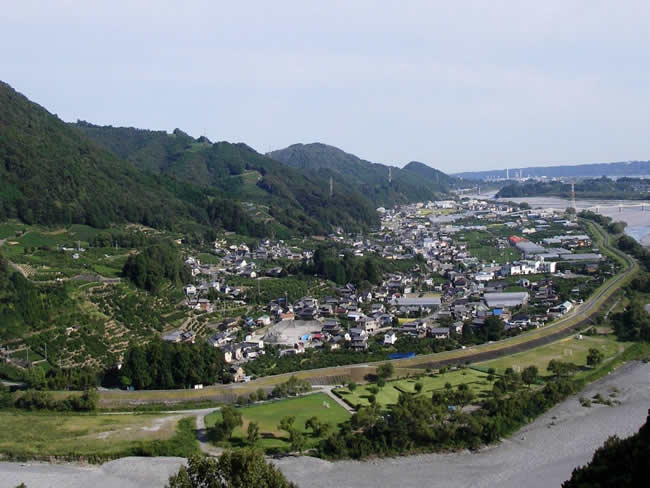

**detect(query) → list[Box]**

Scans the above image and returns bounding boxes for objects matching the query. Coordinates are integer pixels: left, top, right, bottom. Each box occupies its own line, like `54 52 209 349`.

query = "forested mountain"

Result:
74 123 378 235
496 177 650 200
455 160 650 180
0 81 206 230
267 143 455 207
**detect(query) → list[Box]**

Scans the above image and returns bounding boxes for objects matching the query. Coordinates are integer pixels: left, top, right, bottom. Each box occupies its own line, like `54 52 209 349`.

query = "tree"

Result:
278 416 296 436
521 365 539 388
548 359 579 378
607 221 627 234
247 421 260 445
216 406 243 440
376 362 394 380
289 429 306 454
587 348 604 368
347 381 357 392
414 382 423 393
166 450 297 488
482 316 505 341
305 416 321 436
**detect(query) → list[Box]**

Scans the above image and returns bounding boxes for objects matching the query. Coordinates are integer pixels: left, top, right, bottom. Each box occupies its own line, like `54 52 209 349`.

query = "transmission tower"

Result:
388 167 392 185
570 180 577 220
329 176 333 198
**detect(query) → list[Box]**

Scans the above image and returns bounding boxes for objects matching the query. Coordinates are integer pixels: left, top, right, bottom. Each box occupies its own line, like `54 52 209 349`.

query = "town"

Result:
161 197 612 383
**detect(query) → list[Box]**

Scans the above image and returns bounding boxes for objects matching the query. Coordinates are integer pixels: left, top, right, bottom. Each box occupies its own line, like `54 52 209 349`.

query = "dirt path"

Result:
194 409 223 457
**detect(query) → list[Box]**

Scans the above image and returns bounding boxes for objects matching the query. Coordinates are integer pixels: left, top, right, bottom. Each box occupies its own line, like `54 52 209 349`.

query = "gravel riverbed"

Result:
1 361 648 488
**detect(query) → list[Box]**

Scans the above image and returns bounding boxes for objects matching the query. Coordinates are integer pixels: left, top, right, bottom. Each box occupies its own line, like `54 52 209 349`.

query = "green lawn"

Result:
334 368 495 409
0 411 197 460
476 334 630 377
204 393 350 451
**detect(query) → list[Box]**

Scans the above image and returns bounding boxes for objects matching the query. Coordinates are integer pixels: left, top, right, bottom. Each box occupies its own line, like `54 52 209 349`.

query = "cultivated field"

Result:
204 393 350 450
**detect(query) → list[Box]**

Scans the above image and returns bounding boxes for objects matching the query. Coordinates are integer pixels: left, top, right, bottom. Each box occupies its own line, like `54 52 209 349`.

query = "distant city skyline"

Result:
3 1 650 173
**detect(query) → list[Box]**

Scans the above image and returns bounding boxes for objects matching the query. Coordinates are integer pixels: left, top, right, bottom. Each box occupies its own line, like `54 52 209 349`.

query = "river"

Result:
471 193 650 247
1 361 648 488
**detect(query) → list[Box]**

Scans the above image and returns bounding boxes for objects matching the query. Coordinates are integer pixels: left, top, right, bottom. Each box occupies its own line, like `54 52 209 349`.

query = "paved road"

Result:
316 385 355 413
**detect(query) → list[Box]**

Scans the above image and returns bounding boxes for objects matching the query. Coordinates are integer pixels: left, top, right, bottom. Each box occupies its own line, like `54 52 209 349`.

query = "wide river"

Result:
1 361 648 488
474 193 650 246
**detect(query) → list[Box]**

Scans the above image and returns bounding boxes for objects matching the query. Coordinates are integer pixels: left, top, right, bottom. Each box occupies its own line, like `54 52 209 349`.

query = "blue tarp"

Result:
388 352 416 360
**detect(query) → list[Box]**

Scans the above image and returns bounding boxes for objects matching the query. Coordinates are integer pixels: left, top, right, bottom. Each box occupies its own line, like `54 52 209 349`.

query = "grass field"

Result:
204 393 350 451
476 334 630 377
334 368 495 408
0 412 198 460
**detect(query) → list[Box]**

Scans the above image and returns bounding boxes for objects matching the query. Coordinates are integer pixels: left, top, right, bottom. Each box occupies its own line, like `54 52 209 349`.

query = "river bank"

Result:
275 360 650 488
1 360 647 488
468 192 650 247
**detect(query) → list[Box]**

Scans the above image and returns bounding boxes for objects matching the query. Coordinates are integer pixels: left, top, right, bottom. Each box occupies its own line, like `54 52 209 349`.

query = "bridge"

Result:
584 203 648 212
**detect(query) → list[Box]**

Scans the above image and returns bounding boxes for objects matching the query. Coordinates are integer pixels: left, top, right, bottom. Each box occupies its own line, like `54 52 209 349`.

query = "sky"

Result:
3 0 650 173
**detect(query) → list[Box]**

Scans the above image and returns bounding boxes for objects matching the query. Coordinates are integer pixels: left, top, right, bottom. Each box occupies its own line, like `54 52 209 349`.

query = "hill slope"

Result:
0 81 206 230
267 143 454 207
74 123 379 234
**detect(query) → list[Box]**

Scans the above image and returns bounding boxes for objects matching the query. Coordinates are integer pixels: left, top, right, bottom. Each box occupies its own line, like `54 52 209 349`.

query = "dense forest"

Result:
496 177 650 200
268 142 455 207
0 81 208 230
115 338 226 390
0 80 387 238
122 242 189 294
73 122 380 235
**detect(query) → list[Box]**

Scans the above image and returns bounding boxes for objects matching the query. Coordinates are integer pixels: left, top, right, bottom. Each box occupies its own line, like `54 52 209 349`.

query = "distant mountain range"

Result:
455 161 650 180
267 143 455 207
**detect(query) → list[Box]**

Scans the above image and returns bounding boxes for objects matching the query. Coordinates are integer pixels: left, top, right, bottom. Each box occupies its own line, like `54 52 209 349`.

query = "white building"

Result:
384 332 397 345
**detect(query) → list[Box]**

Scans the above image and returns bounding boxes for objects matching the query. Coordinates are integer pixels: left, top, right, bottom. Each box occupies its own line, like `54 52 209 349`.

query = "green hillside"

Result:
0 81 211 231
74 123 379 234
267 142 454 207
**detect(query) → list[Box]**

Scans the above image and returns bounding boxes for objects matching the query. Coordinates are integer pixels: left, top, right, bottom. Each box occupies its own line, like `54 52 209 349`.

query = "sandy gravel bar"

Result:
1 361 648 488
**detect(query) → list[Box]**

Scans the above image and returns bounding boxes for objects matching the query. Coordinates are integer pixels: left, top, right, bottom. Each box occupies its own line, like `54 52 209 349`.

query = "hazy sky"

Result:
3 1 650 172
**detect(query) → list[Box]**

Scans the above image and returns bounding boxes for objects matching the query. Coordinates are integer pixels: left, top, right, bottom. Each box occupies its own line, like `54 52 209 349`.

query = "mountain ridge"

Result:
73 122 379 235
267 142 455 207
